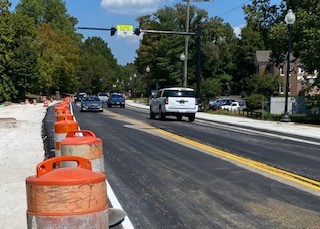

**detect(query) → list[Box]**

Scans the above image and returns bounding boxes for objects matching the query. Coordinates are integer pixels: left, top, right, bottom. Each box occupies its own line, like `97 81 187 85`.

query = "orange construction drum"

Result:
60 130 105 173
26 156 108 228
53 118 78 157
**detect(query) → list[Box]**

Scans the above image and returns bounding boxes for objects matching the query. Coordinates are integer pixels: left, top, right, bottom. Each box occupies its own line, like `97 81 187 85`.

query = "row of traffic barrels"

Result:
26 98 109 228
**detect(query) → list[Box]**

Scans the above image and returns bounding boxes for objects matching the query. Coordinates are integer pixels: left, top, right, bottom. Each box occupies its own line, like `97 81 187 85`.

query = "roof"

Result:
254 50 272 65
161 87 194 91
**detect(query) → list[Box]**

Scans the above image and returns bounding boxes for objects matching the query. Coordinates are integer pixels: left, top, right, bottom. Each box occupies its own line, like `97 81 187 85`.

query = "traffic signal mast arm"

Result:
77 27 117 36
135 28 196 36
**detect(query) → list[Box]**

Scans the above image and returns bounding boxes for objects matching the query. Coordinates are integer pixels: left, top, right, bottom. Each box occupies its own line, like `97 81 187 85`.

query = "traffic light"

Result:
110 27 116 36
134 28 141 36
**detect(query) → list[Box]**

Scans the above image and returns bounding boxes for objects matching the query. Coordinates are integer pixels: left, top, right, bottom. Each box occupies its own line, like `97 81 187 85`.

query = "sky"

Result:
10 0 281 66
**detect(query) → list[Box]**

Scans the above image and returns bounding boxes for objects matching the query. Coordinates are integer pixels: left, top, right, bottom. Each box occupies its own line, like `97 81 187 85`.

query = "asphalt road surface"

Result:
55 103 320 228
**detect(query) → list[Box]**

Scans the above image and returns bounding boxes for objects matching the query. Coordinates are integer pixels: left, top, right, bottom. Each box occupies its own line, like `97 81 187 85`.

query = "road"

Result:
69 103 320 228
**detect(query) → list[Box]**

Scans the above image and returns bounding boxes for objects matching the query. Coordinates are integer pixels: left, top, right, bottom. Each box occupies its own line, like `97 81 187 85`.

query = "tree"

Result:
34 24 79 94
0 1 14 101
77 37 119 94
15 0 77 37
135 4 208 92
0 1 39 102
246 73 281 97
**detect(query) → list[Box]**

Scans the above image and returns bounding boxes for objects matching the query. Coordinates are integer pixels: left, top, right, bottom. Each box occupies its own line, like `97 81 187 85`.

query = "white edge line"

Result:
71 102 134 228
107 180 135 229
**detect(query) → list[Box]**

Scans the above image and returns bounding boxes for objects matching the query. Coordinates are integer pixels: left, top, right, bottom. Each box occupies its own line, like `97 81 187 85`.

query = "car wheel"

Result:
188 114 195 122
160 110 166 120
177 115 182 121
150 109 155 119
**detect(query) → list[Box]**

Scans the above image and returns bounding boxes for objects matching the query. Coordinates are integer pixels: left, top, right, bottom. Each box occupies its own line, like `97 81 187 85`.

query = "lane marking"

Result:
103 109 320 193
196 119 320 146
153 128 320 191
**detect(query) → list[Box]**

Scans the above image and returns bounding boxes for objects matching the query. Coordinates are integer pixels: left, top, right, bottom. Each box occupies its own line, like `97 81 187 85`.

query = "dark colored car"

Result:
107 93 125 108
75 92 87 102
197 98 204 112
208 100 221 110
80 96 103 112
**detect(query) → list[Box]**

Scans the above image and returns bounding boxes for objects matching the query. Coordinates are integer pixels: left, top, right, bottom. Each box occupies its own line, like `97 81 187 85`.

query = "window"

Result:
164 90 195 97
280 66 284 76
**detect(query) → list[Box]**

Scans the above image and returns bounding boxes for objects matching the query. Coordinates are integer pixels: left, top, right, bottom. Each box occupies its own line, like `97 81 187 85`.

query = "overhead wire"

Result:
217 0 251 17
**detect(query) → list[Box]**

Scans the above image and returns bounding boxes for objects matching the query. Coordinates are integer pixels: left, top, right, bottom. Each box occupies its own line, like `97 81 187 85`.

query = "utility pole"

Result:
183 0 190 87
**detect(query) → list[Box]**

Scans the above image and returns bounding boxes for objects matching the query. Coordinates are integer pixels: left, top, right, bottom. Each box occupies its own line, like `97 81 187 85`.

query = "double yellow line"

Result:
154 128 320 192
104 109 320 192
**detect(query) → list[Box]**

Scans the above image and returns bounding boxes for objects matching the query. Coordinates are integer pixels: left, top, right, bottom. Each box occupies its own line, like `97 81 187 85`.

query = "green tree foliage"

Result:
201 77 221 107
0 1 15 101
234 0 282 95
34 24 79 94
0 1 39 102
202 18 237 79
15 0 77 37
77 37 119 94
135 3 238 98
270 0 320 114
245 93 266 110
246 73 281 96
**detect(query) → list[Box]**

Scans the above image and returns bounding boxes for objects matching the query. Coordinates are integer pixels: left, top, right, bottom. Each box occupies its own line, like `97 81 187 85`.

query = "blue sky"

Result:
10 0 281 66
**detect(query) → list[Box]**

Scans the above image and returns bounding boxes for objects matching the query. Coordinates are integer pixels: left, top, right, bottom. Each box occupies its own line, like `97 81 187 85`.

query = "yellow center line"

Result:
104 108 320 191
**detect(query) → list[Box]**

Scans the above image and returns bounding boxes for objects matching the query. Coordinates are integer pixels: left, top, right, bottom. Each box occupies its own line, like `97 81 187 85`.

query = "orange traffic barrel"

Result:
56 112 74 122
60 130 105 173
54 105 69 116
54 118 78 157
26 156 108 228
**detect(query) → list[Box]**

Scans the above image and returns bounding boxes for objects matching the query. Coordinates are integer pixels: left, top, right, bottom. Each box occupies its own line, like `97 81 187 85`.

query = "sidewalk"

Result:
126 100 320 141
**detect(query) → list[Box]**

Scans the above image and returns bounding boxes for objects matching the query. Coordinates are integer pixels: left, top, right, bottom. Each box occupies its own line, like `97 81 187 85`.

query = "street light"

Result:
280 9 296 122
180 52 186 86
146 66 150 96
133 73 137 101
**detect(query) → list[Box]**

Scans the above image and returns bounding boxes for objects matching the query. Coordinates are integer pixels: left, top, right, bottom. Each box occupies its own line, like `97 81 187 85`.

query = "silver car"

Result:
80 96 103 112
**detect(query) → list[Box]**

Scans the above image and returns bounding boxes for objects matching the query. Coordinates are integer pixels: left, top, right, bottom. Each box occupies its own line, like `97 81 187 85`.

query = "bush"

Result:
245 94 266 110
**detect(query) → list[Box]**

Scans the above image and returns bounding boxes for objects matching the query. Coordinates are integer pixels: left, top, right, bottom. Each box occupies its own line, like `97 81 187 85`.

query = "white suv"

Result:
149 87 198 122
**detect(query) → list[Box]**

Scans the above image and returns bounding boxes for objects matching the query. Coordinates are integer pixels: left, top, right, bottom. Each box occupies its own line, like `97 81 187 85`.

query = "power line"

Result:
217 0 251 17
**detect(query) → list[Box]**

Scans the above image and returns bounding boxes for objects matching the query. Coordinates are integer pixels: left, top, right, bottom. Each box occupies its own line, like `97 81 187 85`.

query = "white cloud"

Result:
233 24 245 38
100 0 160 15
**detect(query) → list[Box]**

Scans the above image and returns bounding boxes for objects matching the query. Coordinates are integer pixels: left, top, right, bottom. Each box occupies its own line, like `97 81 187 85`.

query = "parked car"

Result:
208 100 221 110
75 92 87 102
149 87 198 122
80 96 103 112
208 98 233 110
228 101 247 111
107 93 125 108
219 98 234 110
97 92 109 103
197 98 204 112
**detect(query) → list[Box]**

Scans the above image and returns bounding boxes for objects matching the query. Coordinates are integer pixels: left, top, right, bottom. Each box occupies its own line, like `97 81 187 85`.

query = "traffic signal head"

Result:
110 27 116 36
134 28 141 36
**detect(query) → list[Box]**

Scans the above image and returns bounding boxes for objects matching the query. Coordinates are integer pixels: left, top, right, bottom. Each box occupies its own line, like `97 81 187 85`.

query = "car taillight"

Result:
165 98 168 104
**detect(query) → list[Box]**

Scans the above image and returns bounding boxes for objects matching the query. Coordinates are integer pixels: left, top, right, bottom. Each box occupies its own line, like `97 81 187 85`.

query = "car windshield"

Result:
164 90 195 97
99 93 107 96
83 97 100 101
111 94 123 98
